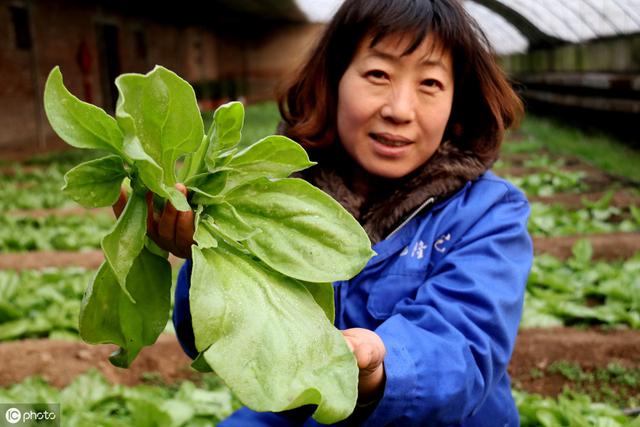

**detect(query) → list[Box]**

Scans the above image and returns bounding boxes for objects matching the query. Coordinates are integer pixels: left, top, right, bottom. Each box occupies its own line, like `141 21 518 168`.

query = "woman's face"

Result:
337 34 454 179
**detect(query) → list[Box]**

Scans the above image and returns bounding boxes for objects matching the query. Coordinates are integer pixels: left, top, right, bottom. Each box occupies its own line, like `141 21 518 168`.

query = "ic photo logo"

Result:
4 408 20 424
1 404 59 426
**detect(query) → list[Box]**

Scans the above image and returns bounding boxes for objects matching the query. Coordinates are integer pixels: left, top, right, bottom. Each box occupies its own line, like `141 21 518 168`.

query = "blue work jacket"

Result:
173 171 533 426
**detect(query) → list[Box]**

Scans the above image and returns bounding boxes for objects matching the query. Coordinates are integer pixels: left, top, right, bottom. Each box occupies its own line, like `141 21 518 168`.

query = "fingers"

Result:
112 188 128 219
145 184 194 258
145 192 158 238
157 194 179 245
175 209 195 255
342 328 386 374
342 328 387 402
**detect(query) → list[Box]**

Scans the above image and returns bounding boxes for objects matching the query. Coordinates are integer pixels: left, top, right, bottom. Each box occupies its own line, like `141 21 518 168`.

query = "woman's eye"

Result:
422 79 442 90
366 70 388 81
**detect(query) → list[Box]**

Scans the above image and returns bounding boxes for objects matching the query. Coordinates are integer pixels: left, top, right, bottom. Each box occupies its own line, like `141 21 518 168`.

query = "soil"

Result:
6 207 110 218
532 232 640 260
510 328 640 406
0 250 184 271
0 335 199 388
0 329 637 401
530 190 640 210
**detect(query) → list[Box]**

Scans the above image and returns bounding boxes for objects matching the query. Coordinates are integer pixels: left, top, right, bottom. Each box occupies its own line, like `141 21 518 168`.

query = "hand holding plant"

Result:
44 65 376 423
112 184 195 258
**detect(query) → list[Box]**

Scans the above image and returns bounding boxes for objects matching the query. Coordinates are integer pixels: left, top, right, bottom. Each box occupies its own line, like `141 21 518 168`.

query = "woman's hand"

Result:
112 183 195 258
342 328 386 404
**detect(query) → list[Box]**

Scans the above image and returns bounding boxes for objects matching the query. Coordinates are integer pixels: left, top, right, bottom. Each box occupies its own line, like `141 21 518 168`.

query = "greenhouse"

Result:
0 0 639 425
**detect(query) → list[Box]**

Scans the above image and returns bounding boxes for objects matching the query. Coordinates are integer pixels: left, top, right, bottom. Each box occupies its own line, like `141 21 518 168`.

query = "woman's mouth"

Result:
369 133 413 147
369 133 413 157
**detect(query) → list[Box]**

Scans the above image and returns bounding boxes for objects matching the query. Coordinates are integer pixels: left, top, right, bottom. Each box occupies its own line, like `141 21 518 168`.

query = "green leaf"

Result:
193 206 218 249
43 67 124 153
222 135 316 189
223 178 375 282
185 171 229 197
62 155 127 208
191 352 214 373
101 192 148 300
206 102 245 169
190 245 358 424
300 281 335 324
79 248 171 368
178 135 209 182
571 239 593 265
203 203 259 242
123 139 190 211
115 66 204 187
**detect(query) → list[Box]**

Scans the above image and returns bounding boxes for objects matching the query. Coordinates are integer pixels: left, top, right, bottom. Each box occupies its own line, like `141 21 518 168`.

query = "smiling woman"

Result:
196 0 533 425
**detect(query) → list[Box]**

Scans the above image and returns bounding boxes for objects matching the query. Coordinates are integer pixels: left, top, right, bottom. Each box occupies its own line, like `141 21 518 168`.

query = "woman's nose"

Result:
380 85 416 124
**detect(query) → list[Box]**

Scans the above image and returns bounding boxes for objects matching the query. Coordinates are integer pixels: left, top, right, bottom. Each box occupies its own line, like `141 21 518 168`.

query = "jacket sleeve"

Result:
173 258 198 359
363 194 533 426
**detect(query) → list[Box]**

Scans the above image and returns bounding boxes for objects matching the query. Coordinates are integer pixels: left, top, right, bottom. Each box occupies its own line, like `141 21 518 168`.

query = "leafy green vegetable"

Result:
0 267 90 340
0 370 237 426
62 155 127 208
522 241 640 329
514 389 640 427
528 200 640 236
0 212 114 252
44 65 374 422
44 67 124 154
505 167 588 197
80 248 171 367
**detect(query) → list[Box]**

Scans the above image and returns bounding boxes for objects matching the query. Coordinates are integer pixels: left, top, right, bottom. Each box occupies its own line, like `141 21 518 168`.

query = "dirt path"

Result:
6 207 110 218
533 232 640 260
530 190 640 210
0 250 184 270
510 328 640 399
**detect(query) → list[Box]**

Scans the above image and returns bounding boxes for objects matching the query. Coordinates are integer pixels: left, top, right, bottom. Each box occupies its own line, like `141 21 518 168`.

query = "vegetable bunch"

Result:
43 65 375 423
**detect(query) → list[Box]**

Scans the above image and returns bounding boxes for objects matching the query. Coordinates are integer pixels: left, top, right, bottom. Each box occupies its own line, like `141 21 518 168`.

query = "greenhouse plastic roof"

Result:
295 0 640 55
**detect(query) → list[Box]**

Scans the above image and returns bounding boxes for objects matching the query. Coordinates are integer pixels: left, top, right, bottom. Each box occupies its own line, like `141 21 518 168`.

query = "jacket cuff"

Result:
363 315 418 426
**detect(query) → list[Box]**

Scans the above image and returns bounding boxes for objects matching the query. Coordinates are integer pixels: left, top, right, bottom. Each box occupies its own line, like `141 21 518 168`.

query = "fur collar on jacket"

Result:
295 140 495 244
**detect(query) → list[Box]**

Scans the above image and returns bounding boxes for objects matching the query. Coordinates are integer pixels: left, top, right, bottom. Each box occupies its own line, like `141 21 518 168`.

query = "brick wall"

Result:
0 0 324 151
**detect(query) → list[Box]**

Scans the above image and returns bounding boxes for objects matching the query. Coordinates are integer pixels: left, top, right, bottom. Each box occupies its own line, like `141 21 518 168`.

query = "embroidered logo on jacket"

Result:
400 233 451 259
434 233 451 253
400 241 427 259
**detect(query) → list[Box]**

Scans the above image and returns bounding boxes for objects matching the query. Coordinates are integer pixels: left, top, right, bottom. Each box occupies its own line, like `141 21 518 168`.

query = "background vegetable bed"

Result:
1 103 639 425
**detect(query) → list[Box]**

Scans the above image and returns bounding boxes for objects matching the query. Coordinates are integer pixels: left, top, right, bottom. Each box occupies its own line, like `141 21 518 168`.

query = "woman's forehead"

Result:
359 31 450 61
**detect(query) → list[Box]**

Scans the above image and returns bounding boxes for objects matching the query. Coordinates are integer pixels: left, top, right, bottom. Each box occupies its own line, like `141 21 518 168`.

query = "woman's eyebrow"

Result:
420 58 450 73
366 48 449 73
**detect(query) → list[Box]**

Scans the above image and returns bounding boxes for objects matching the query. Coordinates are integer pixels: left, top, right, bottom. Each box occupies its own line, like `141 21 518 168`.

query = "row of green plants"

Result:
0 213 114 252
531 360 640 410
0 267 90 341
514 388 640 427
0 266 180 341
0 368 637 427
528 201 640 236
502 114 640 183
0 370 238 427
1 180 74 210
505 167 589 197
522 241 640 329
